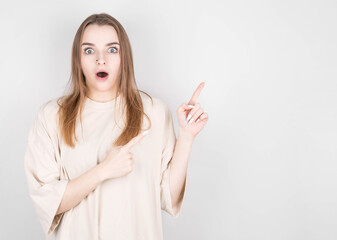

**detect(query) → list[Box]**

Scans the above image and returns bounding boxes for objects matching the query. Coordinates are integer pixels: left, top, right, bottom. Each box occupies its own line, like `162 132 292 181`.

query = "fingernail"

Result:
187 114 192 121
187 105 195 108
142 130 149 135
188 118 194 124
196 119 200 123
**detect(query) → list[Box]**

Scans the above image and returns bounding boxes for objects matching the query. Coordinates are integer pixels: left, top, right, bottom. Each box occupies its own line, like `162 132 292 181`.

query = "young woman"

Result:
24 13 208 240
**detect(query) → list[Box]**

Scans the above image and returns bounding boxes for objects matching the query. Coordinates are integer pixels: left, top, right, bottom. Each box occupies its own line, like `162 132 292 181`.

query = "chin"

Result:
95 85 114 91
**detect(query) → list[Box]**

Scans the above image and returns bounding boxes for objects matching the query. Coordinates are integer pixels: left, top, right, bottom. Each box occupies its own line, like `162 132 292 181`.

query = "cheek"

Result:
112 56 121 70
81 58 92 75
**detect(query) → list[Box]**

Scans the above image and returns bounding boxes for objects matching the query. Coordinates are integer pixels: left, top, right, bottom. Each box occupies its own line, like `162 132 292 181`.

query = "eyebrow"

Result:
81 42 120 47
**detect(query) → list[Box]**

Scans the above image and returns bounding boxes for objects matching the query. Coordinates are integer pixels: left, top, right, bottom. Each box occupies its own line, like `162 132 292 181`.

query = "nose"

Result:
96 59 106 65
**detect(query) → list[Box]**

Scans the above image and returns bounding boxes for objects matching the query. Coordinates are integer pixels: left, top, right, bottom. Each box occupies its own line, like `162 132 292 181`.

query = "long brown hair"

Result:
57 13 152 148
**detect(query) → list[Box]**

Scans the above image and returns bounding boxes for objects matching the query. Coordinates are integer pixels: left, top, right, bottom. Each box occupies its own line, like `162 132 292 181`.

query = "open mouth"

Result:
96 71 108 78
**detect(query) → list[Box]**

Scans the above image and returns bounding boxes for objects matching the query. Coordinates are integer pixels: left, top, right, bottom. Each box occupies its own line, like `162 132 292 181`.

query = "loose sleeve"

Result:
23 103 68 236
159 102 186 218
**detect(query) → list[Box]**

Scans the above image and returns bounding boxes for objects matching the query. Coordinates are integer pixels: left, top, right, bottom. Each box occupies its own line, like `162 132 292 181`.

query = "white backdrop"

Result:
0 0 336 239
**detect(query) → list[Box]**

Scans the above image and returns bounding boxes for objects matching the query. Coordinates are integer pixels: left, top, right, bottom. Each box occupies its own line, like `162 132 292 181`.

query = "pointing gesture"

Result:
176 82 208 138
188 82 205 105
121 130 149 152
100 130 149 181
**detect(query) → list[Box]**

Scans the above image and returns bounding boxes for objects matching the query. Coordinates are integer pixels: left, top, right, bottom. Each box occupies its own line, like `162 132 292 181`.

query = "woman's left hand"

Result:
176 82 208 139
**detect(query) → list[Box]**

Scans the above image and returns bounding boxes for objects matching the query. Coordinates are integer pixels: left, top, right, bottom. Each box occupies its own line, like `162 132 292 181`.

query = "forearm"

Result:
169 130 194 207
56 163 105 215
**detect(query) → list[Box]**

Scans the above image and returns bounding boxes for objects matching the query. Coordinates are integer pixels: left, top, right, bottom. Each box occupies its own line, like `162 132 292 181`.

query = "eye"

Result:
84 48 94 54
108 47 118 53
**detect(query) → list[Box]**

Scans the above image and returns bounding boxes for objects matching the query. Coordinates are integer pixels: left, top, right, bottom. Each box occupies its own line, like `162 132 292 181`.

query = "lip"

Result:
96 70 109 75
95 70 109 81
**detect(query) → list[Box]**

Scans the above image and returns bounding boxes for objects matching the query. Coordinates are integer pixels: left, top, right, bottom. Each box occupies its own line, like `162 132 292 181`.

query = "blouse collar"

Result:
84 94 122 111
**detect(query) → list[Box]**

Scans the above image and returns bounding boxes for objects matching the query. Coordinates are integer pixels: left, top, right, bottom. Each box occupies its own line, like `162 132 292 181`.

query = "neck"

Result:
87 89 119 103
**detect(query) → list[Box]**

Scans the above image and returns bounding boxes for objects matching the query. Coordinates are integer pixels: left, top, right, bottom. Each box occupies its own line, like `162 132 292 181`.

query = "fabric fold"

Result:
159 102 186 217
24 102 68 237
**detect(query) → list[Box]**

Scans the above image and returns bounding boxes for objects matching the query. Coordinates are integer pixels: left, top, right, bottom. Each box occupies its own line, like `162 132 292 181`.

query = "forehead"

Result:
81 24 119 44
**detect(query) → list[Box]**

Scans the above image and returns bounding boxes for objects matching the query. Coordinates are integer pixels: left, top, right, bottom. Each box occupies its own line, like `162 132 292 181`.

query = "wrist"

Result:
178 129 195 142
96 161 107 183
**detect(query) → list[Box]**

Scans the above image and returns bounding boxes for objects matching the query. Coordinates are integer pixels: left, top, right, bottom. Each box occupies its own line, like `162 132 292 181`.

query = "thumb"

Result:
122 130 149 152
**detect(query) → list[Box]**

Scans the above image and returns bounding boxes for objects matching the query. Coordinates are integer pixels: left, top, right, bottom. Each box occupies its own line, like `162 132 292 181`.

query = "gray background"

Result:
1 0 336 239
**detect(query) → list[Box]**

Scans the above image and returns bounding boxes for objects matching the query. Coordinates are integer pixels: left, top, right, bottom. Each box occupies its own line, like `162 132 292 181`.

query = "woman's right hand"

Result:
99 130 149 181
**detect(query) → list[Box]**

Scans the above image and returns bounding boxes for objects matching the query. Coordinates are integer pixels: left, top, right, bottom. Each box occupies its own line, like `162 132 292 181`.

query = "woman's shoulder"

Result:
27 97 62 141
139 91 171 115
38 97 60 117
34 97 61 128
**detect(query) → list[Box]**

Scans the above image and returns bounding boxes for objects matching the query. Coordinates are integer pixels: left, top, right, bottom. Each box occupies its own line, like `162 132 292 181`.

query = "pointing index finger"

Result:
122 130 149 151
188 82 205 105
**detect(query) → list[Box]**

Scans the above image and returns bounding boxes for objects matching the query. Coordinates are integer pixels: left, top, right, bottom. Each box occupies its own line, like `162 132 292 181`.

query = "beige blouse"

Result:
24 92 186 240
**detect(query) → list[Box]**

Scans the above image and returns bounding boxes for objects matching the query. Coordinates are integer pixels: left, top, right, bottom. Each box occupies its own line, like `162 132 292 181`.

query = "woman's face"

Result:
80 24 121 101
